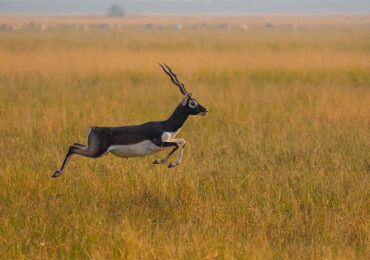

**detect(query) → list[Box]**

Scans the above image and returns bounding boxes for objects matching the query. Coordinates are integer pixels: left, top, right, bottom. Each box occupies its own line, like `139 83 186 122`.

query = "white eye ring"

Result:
189 100 197 109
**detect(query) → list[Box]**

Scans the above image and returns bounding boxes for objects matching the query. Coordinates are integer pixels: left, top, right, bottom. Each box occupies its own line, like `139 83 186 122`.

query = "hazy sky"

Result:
0 0 369 14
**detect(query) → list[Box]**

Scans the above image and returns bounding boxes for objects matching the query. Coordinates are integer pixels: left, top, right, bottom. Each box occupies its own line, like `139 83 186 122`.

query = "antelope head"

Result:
159 63 208 116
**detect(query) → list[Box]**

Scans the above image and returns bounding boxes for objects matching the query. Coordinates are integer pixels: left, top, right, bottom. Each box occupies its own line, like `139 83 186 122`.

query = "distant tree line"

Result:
108 4 125 17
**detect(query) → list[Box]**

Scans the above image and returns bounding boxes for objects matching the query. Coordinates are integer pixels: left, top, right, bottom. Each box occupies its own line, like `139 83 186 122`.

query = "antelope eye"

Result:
189 100 198 108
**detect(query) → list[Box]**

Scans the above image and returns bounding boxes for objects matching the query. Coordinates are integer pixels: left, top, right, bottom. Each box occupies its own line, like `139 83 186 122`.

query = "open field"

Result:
0 15 369 259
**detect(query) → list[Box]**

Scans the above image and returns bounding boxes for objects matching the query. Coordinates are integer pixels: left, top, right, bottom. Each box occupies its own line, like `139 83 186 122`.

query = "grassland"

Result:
0 15 369 259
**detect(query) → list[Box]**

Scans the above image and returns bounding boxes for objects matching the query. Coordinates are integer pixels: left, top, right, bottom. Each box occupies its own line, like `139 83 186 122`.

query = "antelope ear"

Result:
181 96 188 106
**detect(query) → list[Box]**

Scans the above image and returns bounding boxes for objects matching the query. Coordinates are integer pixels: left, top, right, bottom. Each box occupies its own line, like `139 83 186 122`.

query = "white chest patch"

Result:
161 129 180 142
108 141 162 158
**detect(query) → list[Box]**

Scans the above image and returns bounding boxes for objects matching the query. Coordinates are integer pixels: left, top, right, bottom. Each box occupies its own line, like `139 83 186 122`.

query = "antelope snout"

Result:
198 108 208 116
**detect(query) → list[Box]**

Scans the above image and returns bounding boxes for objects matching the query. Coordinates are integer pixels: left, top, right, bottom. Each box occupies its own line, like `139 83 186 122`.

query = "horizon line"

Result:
0 12 369 16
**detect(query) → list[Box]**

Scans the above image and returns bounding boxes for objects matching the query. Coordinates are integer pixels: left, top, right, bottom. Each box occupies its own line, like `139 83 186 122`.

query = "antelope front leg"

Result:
153 141 178 165
168 139 186 168
153 145 178 164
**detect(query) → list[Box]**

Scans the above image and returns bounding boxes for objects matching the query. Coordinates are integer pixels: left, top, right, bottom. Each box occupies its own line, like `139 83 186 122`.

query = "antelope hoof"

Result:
52 170 62 178
153 159 165 164
168 162 179 168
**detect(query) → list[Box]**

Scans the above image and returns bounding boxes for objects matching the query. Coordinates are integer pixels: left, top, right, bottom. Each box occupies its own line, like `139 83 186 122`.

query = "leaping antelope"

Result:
52 64 208 177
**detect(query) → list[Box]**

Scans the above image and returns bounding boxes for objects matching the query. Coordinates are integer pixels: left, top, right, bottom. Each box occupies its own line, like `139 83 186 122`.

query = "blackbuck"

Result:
52 64 208 177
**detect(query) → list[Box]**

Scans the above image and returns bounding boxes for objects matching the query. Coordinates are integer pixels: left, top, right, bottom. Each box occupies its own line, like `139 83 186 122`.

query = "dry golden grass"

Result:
0 15 369 259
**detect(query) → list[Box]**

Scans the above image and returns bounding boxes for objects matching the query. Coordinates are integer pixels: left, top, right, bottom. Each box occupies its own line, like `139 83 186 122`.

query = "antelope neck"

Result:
162 104 189 132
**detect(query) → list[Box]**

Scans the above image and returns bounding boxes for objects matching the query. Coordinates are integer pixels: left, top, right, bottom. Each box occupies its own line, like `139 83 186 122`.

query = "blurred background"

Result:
0 0 369 15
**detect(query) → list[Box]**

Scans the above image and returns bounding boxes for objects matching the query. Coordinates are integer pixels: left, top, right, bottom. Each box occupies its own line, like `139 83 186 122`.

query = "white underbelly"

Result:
108 141 162 158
